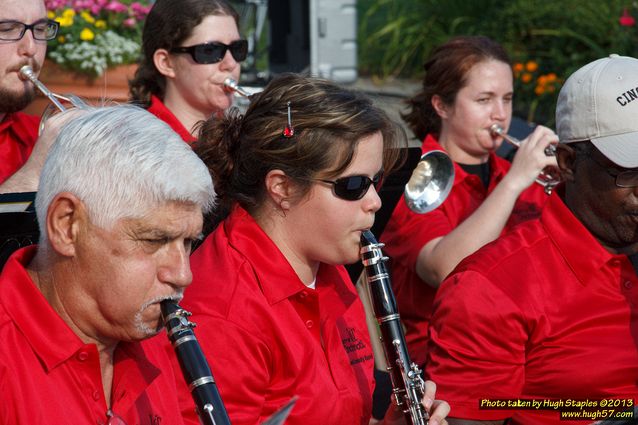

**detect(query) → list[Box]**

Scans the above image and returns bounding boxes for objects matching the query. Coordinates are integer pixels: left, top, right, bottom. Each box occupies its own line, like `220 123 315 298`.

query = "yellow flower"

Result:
57 35 66 43
95 20 107 29
81 11 95 24
521 73 533 83
80 28 95 41
56 16 73 27
525 61 538 72
62 8 76 18
47 11 55 19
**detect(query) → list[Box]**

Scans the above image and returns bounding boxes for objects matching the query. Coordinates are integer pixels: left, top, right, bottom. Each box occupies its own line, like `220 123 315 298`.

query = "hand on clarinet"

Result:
381 380 451 425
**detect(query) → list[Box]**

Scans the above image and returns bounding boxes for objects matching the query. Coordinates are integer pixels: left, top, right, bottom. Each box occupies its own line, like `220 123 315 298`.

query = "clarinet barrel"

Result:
161 300 231 425
360 230 429 425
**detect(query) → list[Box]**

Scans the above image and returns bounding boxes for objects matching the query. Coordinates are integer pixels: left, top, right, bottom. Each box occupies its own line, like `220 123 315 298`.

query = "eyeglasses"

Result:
315 171 384 201
170 40 248 64
0 19 59 41
588 154 638 188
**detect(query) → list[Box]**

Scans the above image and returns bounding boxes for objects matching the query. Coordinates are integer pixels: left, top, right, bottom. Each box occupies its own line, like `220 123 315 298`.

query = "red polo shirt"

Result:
0 246 186 425
147 95 196 144
380 134 548 366
426 191 638 424
180 206 375 425
0 112 39 184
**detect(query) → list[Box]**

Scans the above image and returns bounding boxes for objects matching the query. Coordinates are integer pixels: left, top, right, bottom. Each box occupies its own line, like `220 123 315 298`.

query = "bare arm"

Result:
416 125 557 286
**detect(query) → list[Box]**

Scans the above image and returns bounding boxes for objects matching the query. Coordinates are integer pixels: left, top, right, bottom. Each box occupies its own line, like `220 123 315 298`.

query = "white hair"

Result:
35 105 215 239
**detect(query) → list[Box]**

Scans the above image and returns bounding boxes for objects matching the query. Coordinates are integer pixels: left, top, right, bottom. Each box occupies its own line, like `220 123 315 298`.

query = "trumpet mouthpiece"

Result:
490 124 504 136
19 65 36 82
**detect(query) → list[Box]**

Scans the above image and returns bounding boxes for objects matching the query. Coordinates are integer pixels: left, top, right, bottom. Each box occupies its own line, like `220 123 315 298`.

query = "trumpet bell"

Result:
404 150 455 214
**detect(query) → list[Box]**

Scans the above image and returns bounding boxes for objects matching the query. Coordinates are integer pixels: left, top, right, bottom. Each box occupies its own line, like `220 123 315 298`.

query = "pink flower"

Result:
123 17 137 27
104 0 128 13
620 8 635 26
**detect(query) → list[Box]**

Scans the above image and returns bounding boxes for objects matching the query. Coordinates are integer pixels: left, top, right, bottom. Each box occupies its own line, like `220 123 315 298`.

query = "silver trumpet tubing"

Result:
490 124 560 194
223 77 253 98
161 301 231 425
404 150 455 214
360 230 429 425
19 65 87 112
19 65 88 135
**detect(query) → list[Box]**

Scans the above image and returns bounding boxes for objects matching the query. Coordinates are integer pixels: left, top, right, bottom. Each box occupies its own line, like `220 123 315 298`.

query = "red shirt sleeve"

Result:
426 270 527 420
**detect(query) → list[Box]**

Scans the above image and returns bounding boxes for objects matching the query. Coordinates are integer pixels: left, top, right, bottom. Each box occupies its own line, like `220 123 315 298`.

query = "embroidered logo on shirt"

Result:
341 327 373 365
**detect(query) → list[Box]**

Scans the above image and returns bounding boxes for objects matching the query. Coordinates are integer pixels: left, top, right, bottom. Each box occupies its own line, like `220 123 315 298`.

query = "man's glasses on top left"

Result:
0 19 59 41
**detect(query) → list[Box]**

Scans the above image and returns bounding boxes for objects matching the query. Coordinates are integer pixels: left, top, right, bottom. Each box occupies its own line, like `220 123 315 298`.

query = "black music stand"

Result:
0 192 39 269
344 147 422 283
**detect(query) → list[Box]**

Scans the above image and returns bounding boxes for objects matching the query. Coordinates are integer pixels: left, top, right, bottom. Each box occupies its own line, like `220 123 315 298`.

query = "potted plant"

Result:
25 0 151 114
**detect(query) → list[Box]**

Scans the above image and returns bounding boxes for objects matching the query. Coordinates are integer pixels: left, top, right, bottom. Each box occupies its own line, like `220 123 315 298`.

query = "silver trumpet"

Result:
19 65 87 134
490 124 560 195
223 77 252 98
404 151 455 214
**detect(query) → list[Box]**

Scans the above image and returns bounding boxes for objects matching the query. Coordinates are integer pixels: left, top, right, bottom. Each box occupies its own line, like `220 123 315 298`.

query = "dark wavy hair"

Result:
194 73 407 224
128 0 239 107
403 36 510 141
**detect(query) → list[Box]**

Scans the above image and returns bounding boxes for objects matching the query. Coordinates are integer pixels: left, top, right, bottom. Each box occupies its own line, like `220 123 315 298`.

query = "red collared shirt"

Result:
0 112 39 184
380 134 548 366
147 95 196 144
426 191 638 424
0 246 186 425
179 206 375 425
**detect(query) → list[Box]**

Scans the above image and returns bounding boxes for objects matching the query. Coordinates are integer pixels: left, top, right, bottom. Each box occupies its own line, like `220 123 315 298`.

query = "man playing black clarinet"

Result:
0 105 215 423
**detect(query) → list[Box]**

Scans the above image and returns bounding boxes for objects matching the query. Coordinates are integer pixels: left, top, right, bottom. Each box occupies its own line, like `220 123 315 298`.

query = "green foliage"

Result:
358 0 638 126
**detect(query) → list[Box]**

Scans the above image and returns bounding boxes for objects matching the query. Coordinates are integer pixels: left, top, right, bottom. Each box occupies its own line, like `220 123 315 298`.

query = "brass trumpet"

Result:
490 124 560 195
20 65 87 134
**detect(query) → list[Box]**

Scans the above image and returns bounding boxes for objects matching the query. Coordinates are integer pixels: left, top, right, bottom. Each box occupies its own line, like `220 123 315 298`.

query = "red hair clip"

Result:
283 101 294 138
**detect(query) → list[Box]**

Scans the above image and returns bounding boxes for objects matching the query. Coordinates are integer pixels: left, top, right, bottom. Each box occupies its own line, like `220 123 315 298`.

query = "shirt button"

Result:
305 320 314 329
624 281 633 289
77 351 89 361
92 390 100 401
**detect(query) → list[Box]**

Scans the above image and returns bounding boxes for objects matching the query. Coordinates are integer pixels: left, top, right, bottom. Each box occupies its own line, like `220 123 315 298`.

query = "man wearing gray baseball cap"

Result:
424 54 638 425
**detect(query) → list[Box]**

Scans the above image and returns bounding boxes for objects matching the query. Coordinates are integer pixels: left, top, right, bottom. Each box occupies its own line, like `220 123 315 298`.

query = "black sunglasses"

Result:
316 171 384 201
170 40 248 64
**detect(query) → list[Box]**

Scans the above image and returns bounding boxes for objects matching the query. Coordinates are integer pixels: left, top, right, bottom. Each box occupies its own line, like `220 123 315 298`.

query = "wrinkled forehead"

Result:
0 0 47 21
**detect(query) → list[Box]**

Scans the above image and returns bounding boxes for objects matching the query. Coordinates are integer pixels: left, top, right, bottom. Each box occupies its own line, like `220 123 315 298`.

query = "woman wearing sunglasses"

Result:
129 0 245 142
174 73 450 425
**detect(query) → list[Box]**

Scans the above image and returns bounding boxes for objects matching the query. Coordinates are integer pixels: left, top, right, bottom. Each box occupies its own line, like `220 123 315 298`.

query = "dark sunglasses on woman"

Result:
170 40 248 64
316 171 384 201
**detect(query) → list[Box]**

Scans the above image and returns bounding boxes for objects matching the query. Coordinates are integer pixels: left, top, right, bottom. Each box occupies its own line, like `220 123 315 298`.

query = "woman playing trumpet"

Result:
129 0 245 142
380 36 558 368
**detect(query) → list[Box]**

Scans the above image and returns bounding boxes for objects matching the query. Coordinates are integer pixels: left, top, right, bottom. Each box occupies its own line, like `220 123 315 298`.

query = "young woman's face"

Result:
437 59 513 163
167 14 242 117
286 132 384 267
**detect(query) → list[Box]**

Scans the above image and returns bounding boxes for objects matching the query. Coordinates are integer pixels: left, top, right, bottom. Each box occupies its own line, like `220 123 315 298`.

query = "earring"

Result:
283 101 294 138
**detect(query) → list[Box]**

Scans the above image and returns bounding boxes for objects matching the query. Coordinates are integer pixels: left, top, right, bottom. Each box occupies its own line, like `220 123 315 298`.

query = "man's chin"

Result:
0 87 35 113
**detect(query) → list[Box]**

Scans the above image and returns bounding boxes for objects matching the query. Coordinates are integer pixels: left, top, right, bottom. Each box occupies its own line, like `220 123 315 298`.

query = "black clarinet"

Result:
161 300 231 425
360 230 429 425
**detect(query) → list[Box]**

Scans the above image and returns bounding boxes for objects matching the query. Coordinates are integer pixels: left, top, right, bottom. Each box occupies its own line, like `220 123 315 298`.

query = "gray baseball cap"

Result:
556 54 638 168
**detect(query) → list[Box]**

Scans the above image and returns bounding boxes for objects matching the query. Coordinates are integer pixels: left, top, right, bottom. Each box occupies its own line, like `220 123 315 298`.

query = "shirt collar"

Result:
542 189 618 285
223 206 350 305
147 95 196 144
421 134 509 189
0 246 86 371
